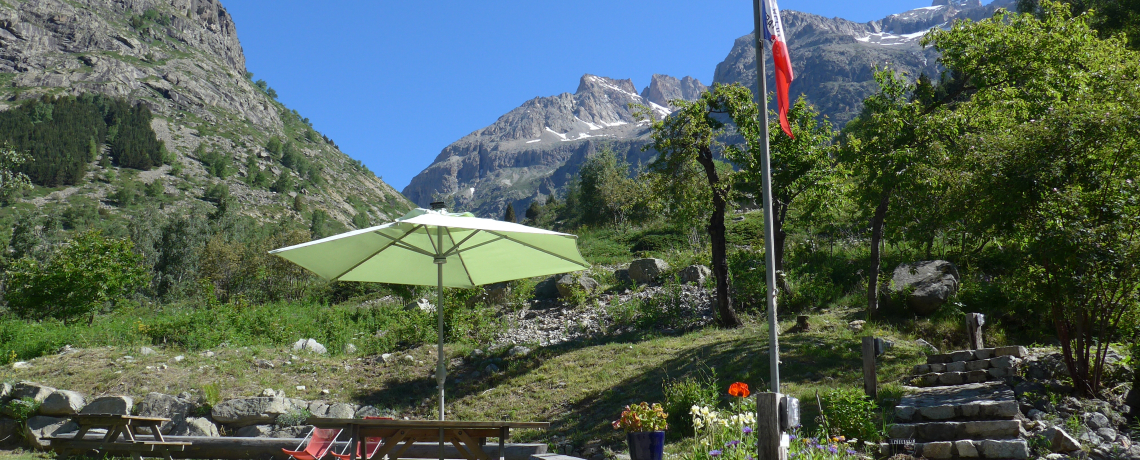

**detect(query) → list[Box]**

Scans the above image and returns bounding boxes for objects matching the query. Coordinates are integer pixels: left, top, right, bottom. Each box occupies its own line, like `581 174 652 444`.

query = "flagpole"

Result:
752 0 781 395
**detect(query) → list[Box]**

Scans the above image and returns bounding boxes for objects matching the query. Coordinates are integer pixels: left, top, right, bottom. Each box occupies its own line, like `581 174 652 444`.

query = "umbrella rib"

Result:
441 230 482 258
454 236 505 254
484 231 590 268
331 225 422 281
445 227 476 286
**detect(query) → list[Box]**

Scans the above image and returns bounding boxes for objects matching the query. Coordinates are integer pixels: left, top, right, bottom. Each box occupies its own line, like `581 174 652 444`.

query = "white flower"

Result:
691 405 700 414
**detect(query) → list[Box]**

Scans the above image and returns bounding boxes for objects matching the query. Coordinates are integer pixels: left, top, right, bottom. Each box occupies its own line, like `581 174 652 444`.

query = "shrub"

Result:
662 370 720 438
4 230 147 324
275 408 312 428
819 387 884 442
4 397 41 429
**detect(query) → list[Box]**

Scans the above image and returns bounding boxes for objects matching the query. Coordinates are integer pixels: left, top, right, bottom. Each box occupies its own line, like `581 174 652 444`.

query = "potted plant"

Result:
613 402 668 460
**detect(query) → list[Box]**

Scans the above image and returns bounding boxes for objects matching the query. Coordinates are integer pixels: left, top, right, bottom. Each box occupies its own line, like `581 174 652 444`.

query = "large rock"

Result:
628 259 669 284
171 417 220 437
678 265 711 284
467 282 513 308
292 339 327 354
81 396 133 415
23 416 77 448
39 390 85 416
324 403 356 419
235 424 274 437
0 417 18 447
884 260 960 315
10 382 55 403
135 393 193 434
534 275 561 299
211 397 293 426
555 274 599 298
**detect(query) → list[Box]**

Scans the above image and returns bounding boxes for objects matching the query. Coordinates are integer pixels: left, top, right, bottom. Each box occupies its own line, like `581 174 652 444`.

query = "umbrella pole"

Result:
436 258 446 422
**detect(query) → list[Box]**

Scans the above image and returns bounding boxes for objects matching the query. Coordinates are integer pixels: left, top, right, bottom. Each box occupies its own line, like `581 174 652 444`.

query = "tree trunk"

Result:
866 193 891 319
696 148 742 328
773 200 789 294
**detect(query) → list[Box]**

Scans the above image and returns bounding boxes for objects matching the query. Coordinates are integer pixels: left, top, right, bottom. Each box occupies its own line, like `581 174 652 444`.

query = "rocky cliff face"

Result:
405 0 1016 218
714 0 1015 125
402 74 705 216
1 0 410 227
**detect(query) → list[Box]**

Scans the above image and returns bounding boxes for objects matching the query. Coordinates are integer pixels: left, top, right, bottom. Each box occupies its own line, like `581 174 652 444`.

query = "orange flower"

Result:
728 382 750 398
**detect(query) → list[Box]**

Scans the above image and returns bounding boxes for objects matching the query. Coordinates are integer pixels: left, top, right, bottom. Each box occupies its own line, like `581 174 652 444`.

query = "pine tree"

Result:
503 204 516 222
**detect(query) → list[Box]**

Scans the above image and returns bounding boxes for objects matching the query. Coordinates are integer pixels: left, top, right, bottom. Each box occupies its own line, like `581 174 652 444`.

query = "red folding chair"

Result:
283 427 343 460
331 417 391 460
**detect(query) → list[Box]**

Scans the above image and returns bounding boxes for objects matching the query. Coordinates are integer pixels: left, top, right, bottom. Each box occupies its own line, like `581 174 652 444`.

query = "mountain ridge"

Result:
403 0 1016 218
0 0 411 231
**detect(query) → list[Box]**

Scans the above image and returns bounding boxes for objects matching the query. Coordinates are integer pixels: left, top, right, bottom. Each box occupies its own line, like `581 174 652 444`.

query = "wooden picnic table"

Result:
44 414 192 460
307 418 549 460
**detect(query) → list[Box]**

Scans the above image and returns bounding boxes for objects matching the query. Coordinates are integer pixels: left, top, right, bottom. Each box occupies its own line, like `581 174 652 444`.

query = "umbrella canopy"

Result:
270 207 589 420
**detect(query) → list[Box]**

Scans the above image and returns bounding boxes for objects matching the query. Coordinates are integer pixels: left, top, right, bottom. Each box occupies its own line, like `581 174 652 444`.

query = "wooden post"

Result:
966 313 985 350
795 315 810 332
862 337 877 400
756 393 787 460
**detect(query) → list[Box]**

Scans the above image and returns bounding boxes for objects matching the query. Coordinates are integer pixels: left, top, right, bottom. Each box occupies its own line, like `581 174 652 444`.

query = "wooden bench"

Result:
43 414 193 460
308 418 550 460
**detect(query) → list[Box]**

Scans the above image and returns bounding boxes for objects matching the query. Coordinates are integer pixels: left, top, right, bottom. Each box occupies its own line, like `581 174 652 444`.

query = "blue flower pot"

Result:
627 431 665 460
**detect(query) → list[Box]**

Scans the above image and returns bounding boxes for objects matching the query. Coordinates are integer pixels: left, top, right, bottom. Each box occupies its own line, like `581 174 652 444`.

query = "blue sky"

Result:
224 0 936 192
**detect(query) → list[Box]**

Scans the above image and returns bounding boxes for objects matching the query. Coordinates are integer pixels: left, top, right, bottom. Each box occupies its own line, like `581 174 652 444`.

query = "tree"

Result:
503 204 517 222
839 69 930 318
639 83 763 328
4 230 146 324
923 1 1140 397
0 145 30 204
576 147 642 226
734 96 843 288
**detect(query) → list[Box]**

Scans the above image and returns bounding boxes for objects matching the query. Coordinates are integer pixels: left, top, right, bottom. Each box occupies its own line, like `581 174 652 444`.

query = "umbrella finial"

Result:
430 201 446 211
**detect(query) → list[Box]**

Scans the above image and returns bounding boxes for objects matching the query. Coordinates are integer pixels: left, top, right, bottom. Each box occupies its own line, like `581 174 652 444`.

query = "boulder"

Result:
324 403 356 419
467 282 513 308
555 274 599 298
235 424 274 437
678 265 711 285
269 426 312 438
613 269 632 285
0 417 18 447
628 259 669 284
354 406 381 418
81 396 133 415
171 417 219 437
210 397 293 426
135 393 192 434
0 382 11 401
23 416 77 448
534 276 561 299
884 260 960 315
11 382 55 403
39 390 85 416
292 339 327 354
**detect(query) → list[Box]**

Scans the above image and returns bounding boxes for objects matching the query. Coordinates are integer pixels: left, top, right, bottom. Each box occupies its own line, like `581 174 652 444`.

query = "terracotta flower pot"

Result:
627 431 665 460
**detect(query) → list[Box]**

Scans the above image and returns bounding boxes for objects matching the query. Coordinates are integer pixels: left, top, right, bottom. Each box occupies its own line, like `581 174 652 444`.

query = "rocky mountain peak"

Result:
640 74 708 109
575 74 639 97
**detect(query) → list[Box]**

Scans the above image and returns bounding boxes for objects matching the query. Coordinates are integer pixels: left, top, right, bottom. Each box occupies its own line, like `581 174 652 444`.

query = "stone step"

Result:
888 420 1021 442
912 439 1029 460
915 355 1021 375
927 346 1027 364
916 368 1016 387
895 400 1019 423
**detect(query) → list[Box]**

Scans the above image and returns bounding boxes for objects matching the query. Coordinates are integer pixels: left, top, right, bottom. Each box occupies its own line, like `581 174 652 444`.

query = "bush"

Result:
819 387 884 442
4 397 40 429
275 408 312 428
4 230 147 324
662 370 720 439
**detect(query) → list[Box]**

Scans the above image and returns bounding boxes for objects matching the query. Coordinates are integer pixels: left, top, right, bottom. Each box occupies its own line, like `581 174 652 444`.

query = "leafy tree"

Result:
639 83 763 328
271 173 294 194
734 96 843 288
503 204 517 223
4 230 146 324
924 1 1140 397
839 69 931 318
352 212 370 229
0 145 30 204
153 216 207 299
576 147 643 226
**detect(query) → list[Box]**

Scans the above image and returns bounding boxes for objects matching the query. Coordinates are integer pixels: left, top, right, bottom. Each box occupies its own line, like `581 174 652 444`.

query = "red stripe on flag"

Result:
772 39 794 139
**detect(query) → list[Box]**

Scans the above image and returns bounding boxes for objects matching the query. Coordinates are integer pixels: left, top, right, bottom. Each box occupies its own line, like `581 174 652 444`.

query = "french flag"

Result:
761 0 795 138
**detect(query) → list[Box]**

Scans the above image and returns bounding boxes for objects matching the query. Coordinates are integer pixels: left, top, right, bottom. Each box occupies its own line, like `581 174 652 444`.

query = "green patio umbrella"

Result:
270 204 589 420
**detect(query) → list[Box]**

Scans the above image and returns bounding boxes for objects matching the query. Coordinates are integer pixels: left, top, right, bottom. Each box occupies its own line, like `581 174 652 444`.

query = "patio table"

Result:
307 418 549 460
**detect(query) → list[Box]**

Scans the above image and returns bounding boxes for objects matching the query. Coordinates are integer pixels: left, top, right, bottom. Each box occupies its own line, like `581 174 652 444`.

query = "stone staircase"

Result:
889 347 1031 459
